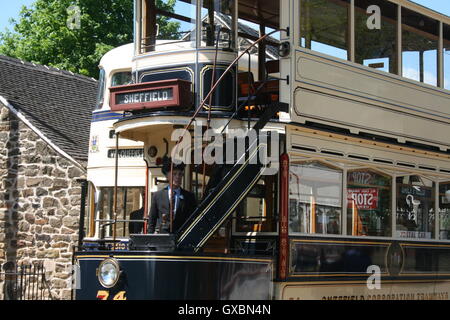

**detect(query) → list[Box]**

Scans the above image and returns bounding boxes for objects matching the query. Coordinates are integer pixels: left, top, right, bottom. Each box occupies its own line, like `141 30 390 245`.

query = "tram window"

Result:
202 67 235 109
97 187 144 238
139 0 197 52
95 68 106 110
444 24 450 90
201 0 235 49
346 169 392 237
235 175 277 233
402 8 439 86
158 0 197 43
396 176 435 239
86 182 96 238
111 72 132 87
289 162 342 235
354 0 398 74
300 0 350 61
438 183 450 240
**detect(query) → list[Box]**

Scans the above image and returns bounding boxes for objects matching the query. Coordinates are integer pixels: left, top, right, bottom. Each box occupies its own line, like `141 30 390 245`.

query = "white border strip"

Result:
0 95 86 171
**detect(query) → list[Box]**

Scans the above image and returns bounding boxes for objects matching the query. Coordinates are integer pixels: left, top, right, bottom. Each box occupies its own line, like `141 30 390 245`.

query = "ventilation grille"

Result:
290 143 448 174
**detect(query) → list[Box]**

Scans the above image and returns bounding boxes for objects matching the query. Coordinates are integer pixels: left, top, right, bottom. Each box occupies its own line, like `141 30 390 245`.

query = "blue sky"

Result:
0 1 448 32
0 0 35 32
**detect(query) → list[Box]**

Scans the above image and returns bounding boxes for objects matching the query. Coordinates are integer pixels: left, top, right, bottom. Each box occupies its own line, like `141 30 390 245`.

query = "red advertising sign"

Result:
347 188 378 210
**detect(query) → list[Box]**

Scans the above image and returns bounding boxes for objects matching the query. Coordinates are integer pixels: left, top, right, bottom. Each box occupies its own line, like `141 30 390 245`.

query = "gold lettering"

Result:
97 290 109 300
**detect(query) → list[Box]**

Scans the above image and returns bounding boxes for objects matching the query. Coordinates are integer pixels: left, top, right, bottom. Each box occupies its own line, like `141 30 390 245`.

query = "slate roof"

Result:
0 55 97 162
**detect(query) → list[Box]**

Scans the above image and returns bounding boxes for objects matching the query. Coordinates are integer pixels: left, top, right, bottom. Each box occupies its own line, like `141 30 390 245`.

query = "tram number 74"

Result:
97 290 127 300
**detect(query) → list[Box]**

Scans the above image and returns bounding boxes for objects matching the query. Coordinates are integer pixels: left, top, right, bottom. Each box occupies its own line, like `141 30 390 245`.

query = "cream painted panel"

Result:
295 50 450 119
277 281 449 300
294 88 450 148
134 50 236 71
87 166 146 187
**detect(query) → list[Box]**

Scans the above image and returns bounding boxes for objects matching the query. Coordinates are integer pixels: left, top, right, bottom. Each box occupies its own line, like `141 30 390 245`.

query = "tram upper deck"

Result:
93 0 449 152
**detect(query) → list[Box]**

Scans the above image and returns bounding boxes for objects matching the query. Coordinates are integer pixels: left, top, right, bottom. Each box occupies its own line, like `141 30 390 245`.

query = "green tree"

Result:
0 0 178 78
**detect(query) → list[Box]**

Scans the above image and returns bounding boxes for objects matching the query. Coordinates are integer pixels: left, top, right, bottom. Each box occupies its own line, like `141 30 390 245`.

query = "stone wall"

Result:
0 105 86 300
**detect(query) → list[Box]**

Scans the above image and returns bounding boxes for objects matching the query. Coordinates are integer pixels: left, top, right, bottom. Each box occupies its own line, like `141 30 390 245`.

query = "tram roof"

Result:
405 0 450 22
235 0 450 27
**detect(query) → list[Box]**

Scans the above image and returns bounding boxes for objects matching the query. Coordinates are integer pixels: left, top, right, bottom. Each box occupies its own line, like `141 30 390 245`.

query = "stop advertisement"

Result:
347 188 378 210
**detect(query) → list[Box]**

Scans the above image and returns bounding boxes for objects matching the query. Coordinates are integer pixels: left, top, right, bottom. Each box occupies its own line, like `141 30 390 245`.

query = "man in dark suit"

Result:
148 160 197 234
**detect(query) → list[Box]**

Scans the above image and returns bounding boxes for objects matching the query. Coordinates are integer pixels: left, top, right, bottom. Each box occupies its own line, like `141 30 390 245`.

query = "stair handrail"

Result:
173 28 287 147
168 28 287 231
170 28 287 166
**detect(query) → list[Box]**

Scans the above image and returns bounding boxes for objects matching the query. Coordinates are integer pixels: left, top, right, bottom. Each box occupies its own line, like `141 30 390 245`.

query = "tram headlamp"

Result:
97 258 121 288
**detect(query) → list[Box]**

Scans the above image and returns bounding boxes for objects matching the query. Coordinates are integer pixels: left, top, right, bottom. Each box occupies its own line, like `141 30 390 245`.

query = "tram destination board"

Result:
110 79 192 111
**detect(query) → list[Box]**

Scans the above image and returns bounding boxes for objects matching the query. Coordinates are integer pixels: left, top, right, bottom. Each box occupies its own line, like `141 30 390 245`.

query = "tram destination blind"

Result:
116 88 173 105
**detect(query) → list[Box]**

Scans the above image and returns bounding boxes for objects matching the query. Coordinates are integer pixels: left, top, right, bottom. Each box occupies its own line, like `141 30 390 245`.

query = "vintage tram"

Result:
74 0 450 300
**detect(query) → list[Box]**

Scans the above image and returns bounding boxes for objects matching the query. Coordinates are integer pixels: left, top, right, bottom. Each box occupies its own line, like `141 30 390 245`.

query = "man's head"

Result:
162 157 185 190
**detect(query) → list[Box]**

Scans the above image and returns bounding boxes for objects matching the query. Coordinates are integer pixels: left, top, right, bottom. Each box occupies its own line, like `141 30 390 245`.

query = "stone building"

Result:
0 55 97 299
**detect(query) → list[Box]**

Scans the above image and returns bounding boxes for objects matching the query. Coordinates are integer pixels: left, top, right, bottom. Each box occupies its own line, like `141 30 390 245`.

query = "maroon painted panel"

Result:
109 79 192 112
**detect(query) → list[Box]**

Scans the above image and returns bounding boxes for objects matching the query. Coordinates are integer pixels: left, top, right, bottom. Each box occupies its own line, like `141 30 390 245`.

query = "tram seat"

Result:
253 80 279 103
237 71 255 97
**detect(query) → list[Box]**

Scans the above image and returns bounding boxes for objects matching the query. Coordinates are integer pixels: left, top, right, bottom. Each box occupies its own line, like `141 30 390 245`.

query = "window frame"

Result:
288 159 345 236
287 154 449 242
346 167 393 237
296 0 449 90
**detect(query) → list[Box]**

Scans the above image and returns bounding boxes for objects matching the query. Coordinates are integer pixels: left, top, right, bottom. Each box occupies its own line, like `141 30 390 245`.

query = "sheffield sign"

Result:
116 88 173 105
110 79 192 112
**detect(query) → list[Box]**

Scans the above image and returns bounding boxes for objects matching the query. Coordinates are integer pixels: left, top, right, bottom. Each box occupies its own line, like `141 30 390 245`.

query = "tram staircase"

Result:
172 28 288 251
176 101 287 252
129 28 288 252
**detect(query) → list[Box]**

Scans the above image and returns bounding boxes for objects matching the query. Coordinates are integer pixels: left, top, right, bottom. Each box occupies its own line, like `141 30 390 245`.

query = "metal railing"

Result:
1 263 53 300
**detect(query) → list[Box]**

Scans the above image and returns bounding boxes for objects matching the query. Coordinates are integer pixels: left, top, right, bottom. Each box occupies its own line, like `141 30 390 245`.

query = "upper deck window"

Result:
200 0 235 49
139 0 197 53
402 8 439 86
300 0 350 61
354 0 398 74
444 24 450 90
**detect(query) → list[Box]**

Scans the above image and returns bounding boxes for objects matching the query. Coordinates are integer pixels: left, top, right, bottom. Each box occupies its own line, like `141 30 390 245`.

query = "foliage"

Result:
0 0 178 78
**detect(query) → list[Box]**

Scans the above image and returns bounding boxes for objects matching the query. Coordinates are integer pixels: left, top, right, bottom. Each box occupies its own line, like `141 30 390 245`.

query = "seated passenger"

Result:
147 158 197 234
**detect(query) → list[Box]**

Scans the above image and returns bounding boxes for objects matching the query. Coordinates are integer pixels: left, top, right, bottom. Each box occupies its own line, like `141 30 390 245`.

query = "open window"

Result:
444 23 450 90
234 175 278 234
200 0 235 49
138 0 198 53
95 186 145 238
354 0 398 74
300 0 350 61
402 8 439 86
